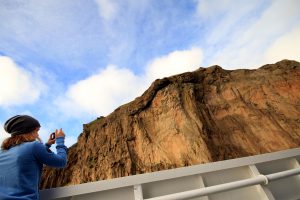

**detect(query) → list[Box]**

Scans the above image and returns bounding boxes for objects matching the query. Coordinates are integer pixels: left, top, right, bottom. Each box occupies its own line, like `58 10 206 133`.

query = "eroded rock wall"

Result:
41 60 300 189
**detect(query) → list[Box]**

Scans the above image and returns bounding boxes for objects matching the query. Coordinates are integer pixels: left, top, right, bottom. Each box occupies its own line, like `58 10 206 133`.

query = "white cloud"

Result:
146 48 203 80
197 0 260 46
196 0 232 20
0 121 10 147
64 136 77 148
57 65 145 117
265 27 300 62
95 0 118 21
0 56 44 107
197 0 300 69
57 48 203 118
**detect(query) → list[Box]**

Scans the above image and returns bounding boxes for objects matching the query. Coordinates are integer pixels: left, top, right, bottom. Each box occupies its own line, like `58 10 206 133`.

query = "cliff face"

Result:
41 60 300 189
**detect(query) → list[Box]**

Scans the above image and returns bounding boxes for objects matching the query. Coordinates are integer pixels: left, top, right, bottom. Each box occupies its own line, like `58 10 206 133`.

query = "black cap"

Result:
4 115 41 135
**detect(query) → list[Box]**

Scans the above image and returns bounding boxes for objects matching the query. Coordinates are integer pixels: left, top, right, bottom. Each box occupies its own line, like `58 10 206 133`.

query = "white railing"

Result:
40 147 300 200
144 168 300 200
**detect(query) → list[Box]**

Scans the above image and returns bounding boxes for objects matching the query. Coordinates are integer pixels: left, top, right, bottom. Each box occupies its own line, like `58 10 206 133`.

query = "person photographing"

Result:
0 115 68 200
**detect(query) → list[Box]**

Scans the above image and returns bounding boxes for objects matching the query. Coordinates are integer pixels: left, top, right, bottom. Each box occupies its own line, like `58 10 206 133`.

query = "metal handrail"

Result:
144 168 300 200
40 148 300 200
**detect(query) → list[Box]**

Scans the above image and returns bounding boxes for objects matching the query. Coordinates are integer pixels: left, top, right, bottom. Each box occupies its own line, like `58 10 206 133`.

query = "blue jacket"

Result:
0 137 67 200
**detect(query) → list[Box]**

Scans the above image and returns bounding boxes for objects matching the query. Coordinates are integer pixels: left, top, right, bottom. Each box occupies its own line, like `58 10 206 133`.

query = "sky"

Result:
0 0 300 148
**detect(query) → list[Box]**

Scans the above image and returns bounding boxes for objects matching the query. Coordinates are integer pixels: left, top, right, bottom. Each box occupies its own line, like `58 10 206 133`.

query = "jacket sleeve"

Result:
32 137 68 168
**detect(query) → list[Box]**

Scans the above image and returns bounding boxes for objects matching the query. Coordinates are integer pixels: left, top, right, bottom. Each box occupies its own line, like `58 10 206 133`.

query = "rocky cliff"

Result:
41 60 300 189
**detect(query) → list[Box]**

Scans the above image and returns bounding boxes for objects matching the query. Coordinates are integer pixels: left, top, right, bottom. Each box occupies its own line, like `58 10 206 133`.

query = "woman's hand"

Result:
55 128 65 138
46 133 56 145
46 128 65 146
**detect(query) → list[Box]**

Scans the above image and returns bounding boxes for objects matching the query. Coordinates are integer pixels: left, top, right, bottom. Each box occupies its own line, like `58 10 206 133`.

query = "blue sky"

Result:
0 0 300 147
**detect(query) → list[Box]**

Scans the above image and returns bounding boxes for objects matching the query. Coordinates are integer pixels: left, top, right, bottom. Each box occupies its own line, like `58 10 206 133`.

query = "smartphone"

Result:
50 132 56 140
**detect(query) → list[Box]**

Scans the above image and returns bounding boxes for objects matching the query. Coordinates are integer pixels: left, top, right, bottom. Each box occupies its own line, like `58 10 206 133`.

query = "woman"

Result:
0 115 68 200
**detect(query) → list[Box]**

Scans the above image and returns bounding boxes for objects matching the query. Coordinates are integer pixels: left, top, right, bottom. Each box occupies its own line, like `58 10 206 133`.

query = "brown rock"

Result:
40 59 300 189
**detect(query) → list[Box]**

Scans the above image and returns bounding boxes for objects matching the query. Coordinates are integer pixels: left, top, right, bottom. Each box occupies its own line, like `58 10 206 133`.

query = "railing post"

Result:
198 175 209 200
249 165 275 200
134 184 144 200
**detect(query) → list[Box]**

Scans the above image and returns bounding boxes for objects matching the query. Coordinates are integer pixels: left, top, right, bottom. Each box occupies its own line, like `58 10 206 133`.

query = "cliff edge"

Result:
41 60 300 188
